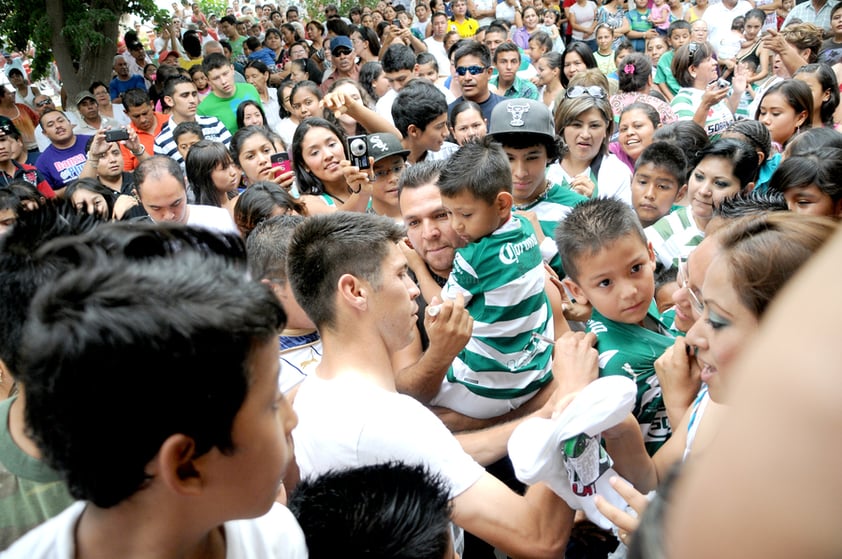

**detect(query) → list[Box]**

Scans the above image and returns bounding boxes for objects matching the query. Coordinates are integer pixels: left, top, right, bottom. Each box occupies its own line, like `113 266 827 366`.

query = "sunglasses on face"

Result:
565 85 607 99
455 65 487 76
334 48 353 57
35 99 53 107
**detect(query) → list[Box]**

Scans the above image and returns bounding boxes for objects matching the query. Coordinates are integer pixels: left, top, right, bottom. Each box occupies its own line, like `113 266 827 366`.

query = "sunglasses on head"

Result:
455 65 487 76
565 85 606 99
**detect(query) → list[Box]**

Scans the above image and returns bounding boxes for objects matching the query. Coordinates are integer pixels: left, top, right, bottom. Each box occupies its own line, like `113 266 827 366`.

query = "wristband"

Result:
347 182 362 195
131 145 146 157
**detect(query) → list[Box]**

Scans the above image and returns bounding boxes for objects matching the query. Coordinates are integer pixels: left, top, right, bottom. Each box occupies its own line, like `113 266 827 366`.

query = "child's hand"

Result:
399 238 426 274
424 293 473 361
654 336 701 409
551 331 599 396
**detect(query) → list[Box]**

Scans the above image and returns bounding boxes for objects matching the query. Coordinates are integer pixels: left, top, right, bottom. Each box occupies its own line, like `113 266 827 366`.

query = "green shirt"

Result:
588 301 674 455
196 83 262 134
654 50 681 96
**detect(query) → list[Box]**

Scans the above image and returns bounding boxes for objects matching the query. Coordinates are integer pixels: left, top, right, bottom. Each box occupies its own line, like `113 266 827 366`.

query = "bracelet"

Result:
131 145 146 157
347 183 362 195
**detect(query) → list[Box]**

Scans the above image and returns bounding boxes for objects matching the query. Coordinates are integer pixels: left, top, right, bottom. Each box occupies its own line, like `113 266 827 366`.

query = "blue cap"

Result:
330 35 354 55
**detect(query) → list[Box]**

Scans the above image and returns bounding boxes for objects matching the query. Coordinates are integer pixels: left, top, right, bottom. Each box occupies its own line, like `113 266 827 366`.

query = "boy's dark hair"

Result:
635 141 688 185
121 88 151 110
18 224 285 508
202 52 232 75
453 41 491 68
493 41 520 64
713 189 788 219
0 201 99 377
438 137 511 205
182 30 203 58
381 43 416 73
220 14 237 26
393 79 447 136
326 18 350 37
485 24 508 38
555 198 647 281
173 121 205 144
245 35 261 52
287 212 405 329
289 462 453 559
163 74 196 99
667 19 691 38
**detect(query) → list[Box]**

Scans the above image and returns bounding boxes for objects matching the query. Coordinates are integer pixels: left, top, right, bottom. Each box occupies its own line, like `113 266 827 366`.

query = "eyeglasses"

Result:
373 163 405 180
333 48 353 57
455 65 487 76
677 257 704 316
565 85 606 99
35 99 53 107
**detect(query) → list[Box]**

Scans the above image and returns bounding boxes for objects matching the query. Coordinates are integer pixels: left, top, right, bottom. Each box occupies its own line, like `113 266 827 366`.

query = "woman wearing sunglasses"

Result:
548 85 632 204
670 41 747 138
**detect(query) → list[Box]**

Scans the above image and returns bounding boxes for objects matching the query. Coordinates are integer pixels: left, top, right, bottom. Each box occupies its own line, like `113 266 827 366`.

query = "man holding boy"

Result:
557 198 674 455
288 211 574 558
6 225 307 558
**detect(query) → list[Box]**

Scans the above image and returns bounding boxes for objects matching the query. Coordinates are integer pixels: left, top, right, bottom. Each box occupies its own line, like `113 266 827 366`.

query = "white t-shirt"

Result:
292 375 485 499
424 37 451 78
186 204 239 235
545 153 632 207
702 1 752 56
374 88 398 127
1 501 307 559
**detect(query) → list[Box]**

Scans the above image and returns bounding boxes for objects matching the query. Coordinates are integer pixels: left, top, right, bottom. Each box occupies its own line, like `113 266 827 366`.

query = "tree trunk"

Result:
45 0 119 102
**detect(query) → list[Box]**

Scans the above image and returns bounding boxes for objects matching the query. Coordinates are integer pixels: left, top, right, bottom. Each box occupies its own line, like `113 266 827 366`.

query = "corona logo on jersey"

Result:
498 233 538 265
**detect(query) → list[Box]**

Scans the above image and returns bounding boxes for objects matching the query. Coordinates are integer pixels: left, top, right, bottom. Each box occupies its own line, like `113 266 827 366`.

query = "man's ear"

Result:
561 277 588 306
496 191 513 217
338 273 368 311
406 123 420 138
156 434 203 496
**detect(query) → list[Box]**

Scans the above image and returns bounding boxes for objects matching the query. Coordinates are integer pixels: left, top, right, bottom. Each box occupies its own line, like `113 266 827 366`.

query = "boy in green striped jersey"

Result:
430 137 554 419
557 198 673 454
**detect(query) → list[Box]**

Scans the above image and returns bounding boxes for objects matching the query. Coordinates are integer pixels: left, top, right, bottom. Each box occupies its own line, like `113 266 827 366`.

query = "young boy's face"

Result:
782 184 842 218
411 113 449 153
442 190 510 243
631 162 687 227
669 28 691 50
176 132 202 160
564 233 656 325
210 338 298 517
502 143 549 204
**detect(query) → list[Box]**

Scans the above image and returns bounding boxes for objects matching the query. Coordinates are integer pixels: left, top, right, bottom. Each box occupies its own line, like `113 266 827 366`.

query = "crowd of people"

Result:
0 0 841 557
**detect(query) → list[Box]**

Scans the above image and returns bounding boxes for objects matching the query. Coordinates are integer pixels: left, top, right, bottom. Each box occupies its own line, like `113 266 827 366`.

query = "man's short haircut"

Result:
392 79 447 136
326 18 351 37
453 41 492 67
288 462 453 559
555 198 647 281
381 43 417 73
286 5 298 15
245 36 261 52
202 52 232 75
6 67 23 79
432 11 448 22
634 141 687 184
173 121 204 144
121 88 151 110
493 41 520 64
134 155 186 195
220 14 237 25
287 212 405 329
163 74 196 99
438 137 511 205
38 108 68 131
397 159 447 199
17 224 285 508
485 24 507 39
246 214 304 282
